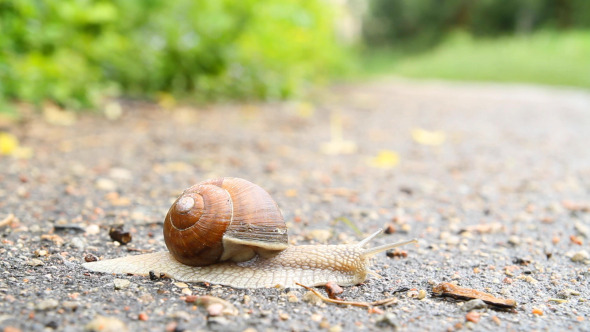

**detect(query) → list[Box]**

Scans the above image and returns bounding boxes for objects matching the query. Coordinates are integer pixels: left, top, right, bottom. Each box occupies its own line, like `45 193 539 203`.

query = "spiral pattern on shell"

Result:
163 177 288 266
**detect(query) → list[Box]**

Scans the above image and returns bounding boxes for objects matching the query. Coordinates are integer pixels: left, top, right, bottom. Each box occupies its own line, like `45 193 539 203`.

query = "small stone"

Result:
328 325 342 332
85 224 100 235
306 229 332 242
575 222 589 238
113 278 131 290
207 303 224 316
207 316 229 327
167 311 191 321
325 282 343 299
571 250 589 262
557 289 580 299
174 282 189 288
85 315 129 332
279 312 290 320
525 276 538 284
302 291 323 306
417 289 427 300
376 313 397 327
461 299 487 311
508 236 521 246
62 301 79 311
84 254 98 262
181 288 192 296
286 291 299 303
311 314 322 322
27 258 44 266
34 249 48 257
95 178 117 191
138 312 148 321
70 237 86 249
36 299 59 310
242 328 257 332
465 311 480 323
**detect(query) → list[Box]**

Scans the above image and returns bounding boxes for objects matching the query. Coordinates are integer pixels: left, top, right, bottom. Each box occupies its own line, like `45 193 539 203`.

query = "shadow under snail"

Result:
83 177 417 288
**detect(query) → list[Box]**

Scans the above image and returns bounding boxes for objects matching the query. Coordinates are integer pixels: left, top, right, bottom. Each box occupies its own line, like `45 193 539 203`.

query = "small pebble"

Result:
376 313 397 327
113 278 131 290
286 291 299 303
174 282 189 288
27 258 44 266
461 299 487 311
279 312 290 321
508 236 521 246
85 315 129 332
62 301 79 311
302 291 323 306
571 250 589 263
36 299 58 310
465 311 480 323
138 312 148 321
325 282 343 299
95 178 117 191
207 303 224 316
84 254 98 262
306 229 332 242
574 222 589 238
328 325 342 332
69 236 86 249
557 289 580 299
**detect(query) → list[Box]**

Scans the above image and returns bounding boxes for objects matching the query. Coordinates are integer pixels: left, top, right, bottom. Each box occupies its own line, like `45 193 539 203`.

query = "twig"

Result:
296 283 398 307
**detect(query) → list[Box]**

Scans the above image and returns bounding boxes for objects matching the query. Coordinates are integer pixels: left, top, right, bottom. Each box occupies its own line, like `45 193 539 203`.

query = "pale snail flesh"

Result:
83 177 417 288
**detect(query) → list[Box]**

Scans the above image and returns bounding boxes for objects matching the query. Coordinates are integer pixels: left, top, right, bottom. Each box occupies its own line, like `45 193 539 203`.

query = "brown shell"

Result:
163 177 288 266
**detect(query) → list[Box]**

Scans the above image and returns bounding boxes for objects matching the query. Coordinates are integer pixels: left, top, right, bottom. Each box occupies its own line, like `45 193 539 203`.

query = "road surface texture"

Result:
1 79 590 331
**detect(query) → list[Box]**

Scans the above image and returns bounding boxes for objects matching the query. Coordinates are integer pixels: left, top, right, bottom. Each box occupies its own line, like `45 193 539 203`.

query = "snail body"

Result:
83 177 416 288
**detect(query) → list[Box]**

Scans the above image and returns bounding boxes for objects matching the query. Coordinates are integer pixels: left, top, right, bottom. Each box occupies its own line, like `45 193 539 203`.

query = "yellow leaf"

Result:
157 92 176 109
0 132 19 155
369 150 400 169
411 128 446 146
296 101 315 118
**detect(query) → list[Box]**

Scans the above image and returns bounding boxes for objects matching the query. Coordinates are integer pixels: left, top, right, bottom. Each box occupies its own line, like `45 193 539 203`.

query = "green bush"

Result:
363 0 590 50
0 0 346 110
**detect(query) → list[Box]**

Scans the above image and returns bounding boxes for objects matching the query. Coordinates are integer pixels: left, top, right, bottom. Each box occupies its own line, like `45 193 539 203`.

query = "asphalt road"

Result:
1 79 590 331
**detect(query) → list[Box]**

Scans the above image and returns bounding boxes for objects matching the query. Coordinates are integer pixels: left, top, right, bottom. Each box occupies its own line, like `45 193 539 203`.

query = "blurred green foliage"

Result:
362 30 590 88
0 0 346 110
364 0 590 50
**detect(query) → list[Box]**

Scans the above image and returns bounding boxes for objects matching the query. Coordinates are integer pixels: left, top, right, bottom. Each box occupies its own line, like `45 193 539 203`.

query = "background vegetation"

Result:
361 0 590 88
1 0 588 113
0 0 345 110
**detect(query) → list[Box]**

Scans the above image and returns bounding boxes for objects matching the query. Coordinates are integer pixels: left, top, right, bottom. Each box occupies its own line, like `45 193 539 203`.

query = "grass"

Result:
360 30 590 89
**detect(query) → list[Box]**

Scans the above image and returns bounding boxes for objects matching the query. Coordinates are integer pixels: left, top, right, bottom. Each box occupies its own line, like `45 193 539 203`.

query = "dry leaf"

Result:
296 101 315 118
411 128 446 146
0 132 19 155
157 92 176 109
369 150 400 169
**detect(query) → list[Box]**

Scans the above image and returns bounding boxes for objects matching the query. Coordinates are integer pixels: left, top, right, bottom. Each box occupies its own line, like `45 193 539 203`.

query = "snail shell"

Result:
83 177 417 288
163 177 287 266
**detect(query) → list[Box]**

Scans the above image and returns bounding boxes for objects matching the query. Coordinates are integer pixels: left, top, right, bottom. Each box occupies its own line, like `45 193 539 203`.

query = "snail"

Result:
83 177 417 288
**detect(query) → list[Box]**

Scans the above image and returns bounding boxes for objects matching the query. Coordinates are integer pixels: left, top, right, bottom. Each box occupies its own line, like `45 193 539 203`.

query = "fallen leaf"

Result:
432 282 516 308
369 150 400 169
157 92 176 109
411 128 446 146
0 132 19 155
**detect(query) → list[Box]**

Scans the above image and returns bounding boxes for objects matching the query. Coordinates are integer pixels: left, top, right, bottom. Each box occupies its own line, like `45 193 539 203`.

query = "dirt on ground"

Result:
1 79 590 331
